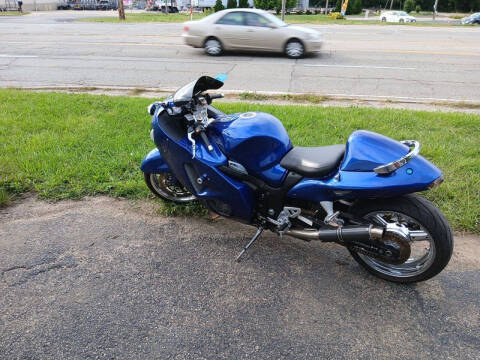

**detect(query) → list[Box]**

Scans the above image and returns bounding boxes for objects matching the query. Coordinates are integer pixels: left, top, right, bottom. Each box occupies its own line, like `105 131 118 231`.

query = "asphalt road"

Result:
0 11 479 102
1 196 479 359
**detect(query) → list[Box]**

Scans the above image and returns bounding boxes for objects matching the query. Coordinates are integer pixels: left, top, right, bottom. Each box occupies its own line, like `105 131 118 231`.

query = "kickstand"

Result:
236 226 264 262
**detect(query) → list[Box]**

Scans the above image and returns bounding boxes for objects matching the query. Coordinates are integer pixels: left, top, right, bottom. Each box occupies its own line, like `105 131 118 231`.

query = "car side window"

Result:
216 12 245 26
244 13 270 27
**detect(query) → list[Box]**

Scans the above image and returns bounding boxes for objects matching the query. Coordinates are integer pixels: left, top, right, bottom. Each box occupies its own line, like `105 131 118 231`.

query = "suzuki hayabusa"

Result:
141 75 453 283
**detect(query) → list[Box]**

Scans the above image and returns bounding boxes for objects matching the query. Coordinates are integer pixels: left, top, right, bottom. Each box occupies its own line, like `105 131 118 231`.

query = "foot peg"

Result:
236 226 264 262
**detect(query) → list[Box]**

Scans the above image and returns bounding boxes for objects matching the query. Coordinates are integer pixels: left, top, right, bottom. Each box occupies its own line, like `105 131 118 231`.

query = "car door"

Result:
213 11 249 49
241 12 281 51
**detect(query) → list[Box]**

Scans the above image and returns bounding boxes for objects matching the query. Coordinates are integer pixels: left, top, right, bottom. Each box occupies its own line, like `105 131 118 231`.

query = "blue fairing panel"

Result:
152 112 255 222
140 148 170 173
288 130 443 202
341 130 411 171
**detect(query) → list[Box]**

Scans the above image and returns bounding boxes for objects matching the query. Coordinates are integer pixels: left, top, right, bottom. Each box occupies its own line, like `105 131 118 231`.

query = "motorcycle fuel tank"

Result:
208 112 292 186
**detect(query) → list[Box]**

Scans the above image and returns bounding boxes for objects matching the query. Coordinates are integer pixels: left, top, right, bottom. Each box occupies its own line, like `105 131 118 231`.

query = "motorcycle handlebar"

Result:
206 93 224 104
200 131 214 152
209 93 224 100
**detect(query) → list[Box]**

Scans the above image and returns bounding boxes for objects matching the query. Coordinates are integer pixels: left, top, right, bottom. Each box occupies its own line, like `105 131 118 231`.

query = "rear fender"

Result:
140 148 170 174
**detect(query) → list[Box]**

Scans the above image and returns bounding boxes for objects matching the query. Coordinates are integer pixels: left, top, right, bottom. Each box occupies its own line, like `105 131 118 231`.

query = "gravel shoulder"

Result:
1 196 479 359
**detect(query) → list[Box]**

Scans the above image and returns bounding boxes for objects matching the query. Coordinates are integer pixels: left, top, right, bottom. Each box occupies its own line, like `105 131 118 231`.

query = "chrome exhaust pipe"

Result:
285 225 384 243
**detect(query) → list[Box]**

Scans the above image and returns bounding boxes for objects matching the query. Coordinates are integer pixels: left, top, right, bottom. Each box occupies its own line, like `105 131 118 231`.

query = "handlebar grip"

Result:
209 93 224 100
200 131 214 152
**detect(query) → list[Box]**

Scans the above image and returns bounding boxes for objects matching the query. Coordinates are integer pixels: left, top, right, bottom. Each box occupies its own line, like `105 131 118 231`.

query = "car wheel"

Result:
204 37 223 56
285 39 305 59
399 19 404 23
381 17 386 22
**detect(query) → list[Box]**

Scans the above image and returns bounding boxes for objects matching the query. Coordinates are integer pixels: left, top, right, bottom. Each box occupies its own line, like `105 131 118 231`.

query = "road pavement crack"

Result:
1 254 78 286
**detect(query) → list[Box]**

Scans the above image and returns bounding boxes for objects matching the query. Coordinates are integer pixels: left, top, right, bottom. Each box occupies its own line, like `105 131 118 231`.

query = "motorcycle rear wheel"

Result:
349 194 453 283
144 172 196 203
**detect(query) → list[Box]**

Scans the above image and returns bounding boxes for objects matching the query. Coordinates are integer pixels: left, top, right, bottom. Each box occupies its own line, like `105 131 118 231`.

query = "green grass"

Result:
0 11 29 16
79 12 464 26
78 12 206 23
1 90 479 232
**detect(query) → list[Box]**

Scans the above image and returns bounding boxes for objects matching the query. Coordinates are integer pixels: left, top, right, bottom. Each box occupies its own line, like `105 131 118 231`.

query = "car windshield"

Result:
261 12 288 27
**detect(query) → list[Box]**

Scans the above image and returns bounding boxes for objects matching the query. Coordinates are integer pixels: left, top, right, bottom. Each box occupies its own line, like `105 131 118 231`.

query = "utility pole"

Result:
389 0 393 10
118 0 125 20
325 0 329 15
281 0 286 21
432 0 438 21
165 0 169 14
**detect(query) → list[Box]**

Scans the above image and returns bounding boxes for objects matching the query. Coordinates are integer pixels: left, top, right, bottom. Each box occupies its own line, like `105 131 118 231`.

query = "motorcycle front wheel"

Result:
144 172 196 203
349 194 453 283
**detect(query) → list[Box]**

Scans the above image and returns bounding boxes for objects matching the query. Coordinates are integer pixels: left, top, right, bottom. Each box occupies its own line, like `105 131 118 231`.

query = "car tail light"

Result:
184 26 189 32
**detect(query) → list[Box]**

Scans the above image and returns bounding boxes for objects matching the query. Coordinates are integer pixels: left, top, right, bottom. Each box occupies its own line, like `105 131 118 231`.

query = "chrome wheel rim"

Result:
358 211 436 278
286 41 304 58
205 39 221 55
149 173 195 202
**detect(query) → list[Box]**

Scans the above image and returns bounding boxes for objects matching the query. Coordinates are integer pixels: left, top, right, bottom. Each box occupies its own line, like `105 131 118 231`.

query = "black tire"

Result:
381 17 386 22
204 37 223 56
144 172 195 203
399 19 405 23
285 39 305 59
349 194 453 283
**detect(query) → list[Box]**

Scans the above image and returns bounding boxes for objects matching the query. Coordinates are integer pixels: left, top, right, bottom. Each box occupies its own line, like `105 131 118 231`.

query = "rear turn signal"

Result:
183 26 189 32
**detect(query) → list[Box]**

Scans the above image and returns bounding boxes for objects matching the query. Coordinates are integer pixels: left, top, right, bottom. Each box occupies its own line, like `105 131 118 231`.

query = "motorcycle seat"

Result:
280 145 346 178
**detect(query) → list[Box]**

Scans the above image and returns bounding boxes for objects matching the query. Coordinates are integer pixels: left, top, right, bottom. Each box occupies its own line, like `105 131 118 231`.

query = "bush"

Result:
415 4 421 13
306 9 312 14
329 11 345 19
238 0 249 8
214 0 225 12
404 0 415 13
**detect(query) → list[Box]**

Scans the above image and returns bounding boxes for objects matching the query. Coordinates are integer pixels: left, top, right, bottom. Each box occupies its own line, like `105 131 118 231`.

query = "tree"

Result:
346 0 362 14
334 0 341 12
239 0 249 7
214 0 225 11
118 0 125 20
254 0 296 10
352 0 363 13
404 0 416 12
227 0 237 8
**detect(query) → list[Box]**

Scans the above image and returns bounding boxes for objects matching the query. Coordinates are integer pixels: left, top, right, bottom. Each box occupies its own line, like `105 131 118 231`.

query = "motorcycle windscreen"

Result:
173 75 224 105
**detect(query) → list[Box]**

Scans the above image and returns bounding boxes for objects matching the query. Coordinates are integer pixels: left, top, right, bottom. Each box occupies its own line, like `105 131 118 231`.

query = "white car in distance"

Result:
380 11 417 23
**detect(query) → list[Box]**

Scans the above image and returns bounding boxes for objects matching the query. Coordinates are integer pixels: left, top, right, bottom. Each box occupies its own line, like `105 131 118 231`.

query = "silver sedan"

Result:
182 9 322 58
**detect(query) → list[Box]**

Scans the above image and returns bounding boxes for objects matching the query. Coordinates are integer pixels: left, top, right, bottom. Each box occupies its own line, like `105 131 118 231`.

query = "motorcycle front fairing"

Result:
140 148 170 174
287 130 443 202
151 107 255 223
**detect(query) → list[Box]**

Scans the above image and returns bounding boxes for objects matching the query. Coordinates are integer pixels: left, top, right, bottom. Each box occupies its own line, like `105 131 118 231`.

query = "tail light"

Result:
183 26 189 32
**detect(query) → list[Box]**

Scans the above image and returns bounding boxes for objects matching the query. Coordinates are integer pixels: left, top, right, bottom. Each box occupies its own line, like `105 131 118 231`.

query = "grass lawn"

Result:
1 90 479 232
78 12 206 23
0 11 29 16
79 12 464 26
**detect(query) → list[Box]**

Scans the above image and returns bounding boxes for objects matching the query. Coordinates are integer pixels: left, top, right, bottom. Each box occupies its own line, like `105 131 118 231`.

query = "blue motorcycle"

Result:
141 75 453 283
